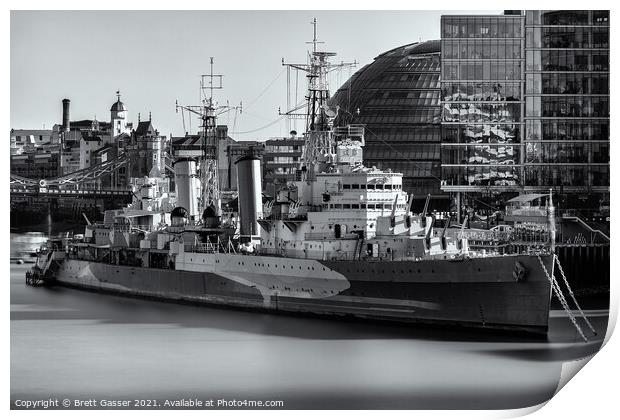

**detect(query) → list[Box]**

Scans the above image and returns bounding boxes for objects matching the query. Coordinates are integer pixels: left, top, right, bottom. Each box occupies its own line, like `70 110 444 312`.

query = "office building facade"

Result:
263 135 305 196
523 10 609 211
440 13 525 215
440 10 609 216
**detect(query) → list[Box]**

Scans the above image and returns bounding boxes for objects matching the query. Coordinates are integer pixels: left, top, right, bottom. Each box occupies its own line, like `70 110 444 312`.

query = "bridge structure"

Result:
9 150 158 200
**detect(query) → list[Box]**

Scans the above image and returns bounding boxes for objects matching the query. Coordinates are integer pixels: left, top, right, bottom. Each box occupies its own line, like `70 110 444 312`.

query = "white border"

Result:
4 1 618 419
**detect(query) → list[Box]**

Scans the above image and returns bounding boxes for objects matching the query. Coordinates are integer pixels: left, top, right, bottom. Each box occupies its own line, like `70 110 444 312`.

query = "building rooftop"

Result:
110 100 127 112
135 121 154 136
82 132 105 142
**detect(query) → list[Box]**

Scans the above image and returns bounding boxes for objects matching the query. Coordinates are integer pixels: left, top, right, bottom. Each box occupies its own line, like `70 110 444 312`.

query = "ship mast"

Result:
281 18 356 181
175 58 242 216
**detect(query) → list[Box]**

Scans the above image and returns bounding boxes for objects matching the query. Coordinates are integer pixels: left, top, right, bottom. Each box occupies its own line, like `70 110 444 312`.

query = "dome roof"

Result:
328 39 444 199
110 100 127 112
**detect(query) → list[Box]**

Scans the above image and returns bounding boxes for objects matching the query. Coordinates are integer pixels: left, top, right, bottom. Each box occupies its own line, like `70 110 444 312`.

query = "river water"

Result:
10 233 609 409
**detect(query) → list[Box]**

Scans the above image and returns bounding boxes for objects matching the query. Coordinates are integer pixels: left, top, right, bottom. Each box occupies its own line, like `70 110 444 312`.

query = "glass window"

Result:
491 40 499 59
592 166 609 186
506 42 514 60
459 18 468 37
481 17 490 38
592 27 609 48
467 18 475 38
542 11 588 25
512 18 521 38
526 11 541 25
512 40 521 59
498 19 507 38
593 52 609 71
442 18 452 38
483 62 491 80
593 10 609 25
526 27 541 48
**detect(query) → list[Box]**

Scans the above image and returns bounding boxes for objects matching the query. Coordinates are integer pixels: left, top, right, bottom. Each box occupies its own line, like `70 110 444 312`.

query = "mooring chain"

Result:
555 256 597 335
537 254 588 342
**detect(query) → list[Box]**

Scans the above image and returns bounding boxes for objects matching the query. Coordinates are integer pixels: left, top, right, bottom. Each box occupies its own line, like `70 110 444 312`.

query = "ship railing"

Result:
184 242 219 254
260 214 308 222
506 208 548 218
333 125 365 141
452 229 551 244
88 223 152 233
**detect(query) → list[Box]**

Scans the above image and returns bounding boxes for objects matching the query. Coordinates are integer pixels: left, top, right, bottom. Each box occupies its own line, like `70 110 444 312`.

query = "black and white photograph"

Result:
7 3 616 415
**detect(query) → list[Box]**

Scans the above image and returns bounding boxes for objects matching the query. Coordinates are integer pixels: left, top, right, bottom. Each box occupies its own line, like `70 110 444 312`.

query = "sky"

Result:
11 10 495 142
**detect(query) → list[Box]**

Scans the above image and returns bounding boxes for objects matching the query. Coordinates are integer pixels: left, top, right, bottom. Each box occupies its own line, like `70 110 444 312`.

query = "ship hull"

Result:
49 254 552 335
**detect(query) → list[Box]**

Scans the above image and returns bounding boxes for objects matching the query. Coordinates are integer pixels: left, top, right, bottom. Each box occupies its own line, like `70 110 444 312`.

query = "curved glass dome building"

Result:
330 40 449 210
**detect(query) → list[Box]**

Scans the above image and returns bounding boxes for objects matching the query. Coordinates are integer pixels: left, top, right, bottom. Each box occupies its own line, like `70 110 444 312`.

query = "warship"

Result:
31 34 565 336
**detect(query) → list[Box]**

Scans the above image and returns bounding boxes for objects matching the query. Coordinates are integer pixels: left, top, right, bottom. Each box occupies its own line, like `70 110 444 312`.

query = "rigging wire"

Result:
230 116 285 135
244 68 286 112
242 110 276 122
347 66 352 114
232 108 239 134
294 69 299 133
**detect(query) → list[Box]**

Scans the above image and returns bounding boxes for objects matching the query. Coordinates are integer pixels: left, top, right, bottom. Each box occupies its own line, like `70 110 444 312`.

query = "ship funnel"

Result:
235 149 262 242
62 99 70 132
173 157 200 221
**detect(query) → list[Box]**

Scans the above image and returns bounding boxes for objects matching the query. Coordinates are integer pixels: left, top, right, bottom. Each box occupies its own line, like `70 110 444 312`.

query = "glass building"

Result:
523 10 609 211
330 41 448 211
440 13 524 210
440 10 609 218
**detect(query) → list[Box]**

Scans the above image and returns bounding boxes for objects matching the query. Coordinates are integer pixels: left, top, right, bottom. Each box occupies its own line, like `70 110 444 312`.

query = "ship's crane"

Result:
175 58 242 215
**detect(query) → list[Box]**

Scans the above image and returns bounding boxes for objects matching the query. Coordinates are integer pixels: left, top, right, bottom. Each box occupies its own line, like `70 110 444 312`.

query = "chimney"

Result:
216 125 228 140
62 99 70 132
